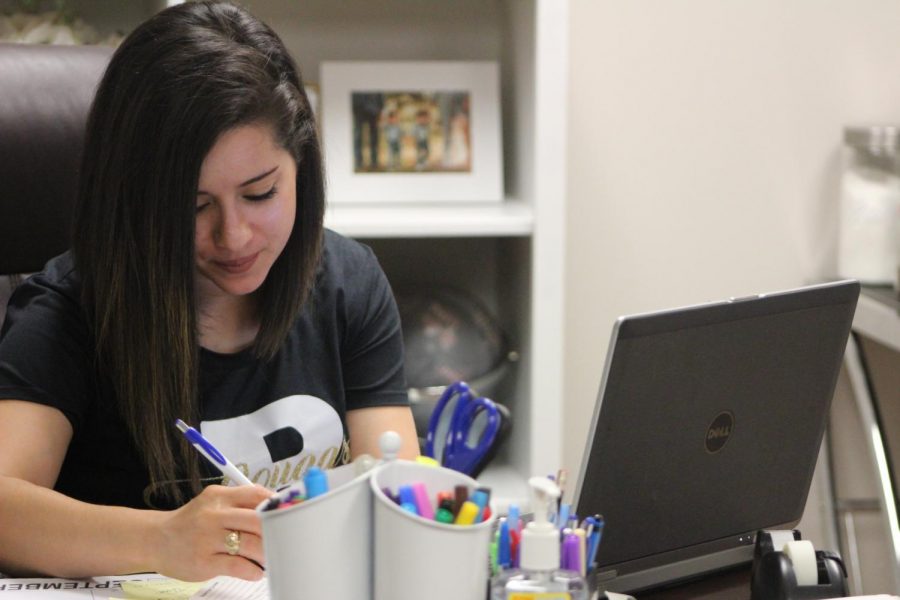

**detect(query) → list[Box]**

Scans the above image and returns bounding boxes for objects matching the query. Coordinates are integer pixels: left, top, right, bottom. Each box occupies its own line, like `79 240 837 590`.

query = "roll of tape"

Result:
768 530 797 552
784 539 817 587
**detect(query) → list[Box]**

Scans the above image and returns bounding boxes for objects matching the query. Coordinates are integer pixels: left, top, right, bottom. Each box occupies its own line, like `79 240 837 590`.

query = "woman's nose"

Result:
214 205 252 250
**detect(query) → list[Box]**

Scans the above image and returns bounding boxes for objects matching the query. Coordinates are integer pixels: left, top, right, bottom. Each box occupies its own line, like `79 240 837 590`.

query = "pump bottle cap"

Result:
520 476 561 571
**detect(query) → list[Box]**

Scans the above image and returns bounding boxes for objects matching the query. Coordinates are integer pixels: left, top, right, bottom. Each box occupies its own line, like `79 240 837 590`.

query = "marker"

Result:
437 490 454 508
587 515 605 568
476 487 492 522
558 503 571 532
556 468 568 510
411 482 435 519
175 419 252 486
510 528 520 567
303 466 329 499
398 485 417 508
435 499 455 524
453 485 469 517
575 527 587 576
471 489 490 522
508 504 522 534
455 500 479 525
562 532 580 572
261 497 281 512
382 487 400 505
497 518 511 569
490 539 499 575
415 455 439 467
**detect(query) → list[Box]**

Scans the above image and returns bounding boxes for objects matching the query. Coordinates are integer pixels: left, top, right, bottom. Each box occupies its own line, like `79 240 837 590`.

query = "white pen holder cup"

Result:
258 463 372 600
370 460 495 600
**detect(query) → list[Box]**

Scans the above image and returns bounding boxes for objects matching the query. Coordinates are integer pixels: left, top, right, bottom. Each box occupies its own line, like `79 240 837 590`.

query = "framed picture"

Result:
320 61 503 203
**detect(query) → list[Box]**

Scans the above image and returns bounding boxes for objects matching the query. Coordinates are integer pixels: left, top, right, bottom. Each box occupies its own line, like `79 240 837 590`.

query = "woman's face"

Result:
194 123 297 301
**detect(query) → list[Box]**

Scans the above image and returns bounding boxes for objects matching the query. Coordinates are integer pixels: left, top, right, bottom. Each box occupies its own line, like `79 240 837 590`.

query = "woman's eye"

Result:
196 202 210 213
245 185 277 201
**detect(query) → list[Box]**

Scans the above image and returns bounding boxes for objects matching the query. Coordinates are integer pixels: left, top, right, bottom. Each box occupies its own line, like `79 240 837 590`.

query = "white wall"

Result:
564 1 900 475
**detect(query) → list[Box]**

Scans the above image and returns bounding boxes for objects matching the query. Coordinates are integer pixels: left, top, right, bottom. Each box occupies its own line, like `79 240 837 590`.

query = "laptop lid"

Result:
571 280 860 593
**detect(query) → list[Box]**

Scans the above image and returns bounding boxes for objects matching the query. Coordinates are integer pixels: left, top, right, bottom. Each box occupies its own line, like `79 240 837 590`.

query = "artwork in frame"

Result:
320 61 503 203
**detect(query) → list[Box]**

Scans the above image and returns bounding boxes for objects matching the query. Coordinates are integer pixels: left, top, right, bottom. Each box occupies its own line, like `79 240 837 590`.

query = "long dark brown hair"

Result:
72 1 324 504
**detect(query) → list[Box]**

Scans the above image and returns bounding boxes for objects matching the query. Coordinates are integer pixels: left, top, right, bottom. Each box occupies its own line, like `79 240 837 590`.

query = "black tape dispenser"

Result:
750 529 848 600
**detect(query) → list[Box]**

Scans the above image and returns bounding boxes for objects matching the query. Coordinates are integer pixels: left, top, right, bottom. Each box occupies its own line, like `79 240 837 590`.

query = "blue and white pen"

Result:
175 418 253 486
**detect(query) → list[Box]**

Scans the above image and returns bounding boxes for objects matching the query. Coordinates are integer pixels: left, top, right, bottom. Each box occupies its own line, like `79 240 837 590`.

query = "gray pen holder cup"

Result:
258 463 372 600
370 460 495 600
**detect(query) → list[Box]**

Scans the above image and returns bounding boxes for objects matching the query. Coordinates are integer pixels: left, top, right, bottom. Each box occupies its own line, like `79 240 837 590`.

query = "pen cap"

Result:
520 476 561 571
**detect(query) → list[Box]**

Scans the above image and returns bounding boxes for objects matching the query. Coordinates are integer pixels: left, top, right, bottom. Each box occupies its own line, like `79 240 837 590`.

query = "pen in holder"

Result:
371 459 495 600
258 462 373 600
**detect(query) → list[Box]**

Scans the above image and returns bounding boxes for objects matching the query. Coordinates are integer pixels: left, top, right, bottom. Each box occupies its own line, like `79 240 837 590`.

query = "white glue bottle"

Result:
490 476 588 599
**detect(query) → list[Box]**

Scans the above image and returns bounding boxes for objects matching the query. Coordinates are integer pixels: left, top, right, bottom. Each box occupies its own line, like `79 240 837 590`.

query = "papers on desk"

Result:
0 574 268 599
189 576 267 599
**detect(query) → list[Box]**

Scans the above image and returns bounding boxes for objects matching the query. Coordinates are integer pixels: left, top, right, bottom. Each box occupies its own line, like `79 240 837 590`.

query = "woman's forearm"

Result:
0 475 163 578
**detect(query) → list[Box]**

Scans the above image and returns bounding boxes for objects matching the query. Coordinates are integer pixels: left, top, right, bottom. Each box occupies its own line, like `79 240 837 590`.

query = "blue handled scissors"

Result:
425 381 501 476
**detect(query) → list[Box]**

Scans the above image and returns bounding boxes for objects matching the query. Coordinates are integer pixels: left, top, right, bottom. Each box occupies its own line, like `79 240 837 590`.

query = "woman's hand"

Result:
151 484 274 582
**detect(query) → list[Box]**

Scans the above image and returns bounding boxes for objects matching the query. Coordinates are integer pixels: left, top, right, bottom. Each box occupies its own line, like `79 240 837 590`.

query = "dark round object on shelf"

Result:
395 287 515 437
398 287 506 388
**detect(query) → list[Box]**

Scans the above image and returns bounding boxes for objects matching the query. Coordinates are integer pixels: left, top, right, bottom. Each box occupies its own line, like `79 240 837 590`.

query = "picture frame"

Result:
320 61 503 204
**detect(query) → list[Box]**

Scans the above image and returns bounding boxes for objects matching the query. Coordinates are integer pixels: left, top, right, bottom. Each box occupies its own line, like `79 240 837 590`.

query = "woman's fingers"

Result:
153 484 274 581
226 484 276 508
217 530 265 567
209 553 266 581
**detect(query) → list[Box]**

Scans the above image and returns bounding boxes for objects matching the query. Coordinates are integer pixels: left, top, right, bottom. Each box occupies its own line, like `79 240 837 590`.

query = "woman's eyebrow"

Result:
197 165 279 195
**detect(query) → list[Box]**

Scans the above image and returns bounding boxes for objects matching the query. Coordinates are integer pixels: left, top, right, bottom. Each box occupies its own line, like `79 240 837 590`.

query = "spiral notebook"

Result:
572 280 860 593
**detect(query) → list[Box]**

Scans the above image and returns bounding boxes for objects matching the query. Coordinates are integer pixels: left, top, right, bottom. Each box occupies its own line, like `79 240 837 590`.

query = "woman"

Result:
0 1 418 581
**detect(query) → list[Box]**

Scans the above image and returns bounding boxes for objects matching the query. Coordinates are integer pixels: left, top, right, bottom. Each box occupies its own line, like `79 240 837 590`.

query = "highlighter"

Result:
454 500 479 525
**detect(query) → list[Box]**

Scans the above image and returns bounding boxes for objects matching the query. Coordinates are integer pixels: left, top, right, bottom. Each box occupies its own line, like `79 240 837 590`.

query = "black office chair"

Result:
0 43 112 326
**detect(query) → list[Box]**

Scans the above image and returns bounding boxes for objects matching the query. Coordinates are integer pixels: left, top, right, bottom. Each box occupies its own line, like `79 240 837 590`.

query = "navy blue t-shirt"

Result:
0 230 408 509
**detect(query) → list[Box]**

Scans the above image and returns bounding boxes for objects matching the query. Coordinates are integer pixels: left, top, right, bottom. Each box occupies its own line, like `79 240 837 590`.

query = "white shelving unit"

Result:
324 201 534 239
69 0 569 509
304 0 569 510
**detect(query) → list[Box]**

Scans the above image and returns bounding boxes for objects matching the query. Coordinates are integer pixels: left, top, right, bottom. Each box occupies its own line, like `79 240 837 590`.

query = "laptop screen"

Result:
571 280 859 592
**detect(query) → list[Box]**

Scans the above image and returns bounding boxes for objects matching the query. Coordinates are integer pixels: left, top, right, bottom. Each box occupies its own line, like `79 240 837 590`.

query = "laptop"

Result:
571 280 860 593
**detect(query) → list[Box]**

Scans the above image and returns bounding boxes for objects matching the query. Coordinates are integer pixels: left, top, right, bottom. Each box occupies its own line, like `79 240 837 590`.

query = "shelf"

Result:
476 462 530 513
854 288 900 353
324 199 533 238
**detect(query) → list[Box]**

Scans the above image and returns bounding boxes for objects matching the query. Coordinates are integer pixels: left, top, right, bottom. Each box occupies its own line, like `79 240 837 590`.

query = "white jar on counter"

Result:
838 126 900 285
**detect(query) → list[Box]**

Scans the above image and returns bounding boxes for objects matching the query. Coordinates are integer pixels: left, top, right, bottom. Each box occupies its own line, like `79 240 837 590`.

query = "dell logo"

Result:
705 411 734 453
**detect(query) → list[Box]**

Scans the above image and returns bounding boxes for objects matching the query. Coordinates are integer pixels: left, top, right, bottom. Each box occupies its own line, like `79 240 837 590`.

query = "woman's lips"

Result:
214 252 259 274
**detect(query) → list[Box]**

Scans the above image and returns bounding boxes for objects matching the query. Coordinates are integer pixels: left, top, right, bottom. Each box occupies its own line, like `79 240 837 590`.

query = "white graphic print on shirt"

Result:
200 395 345 490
